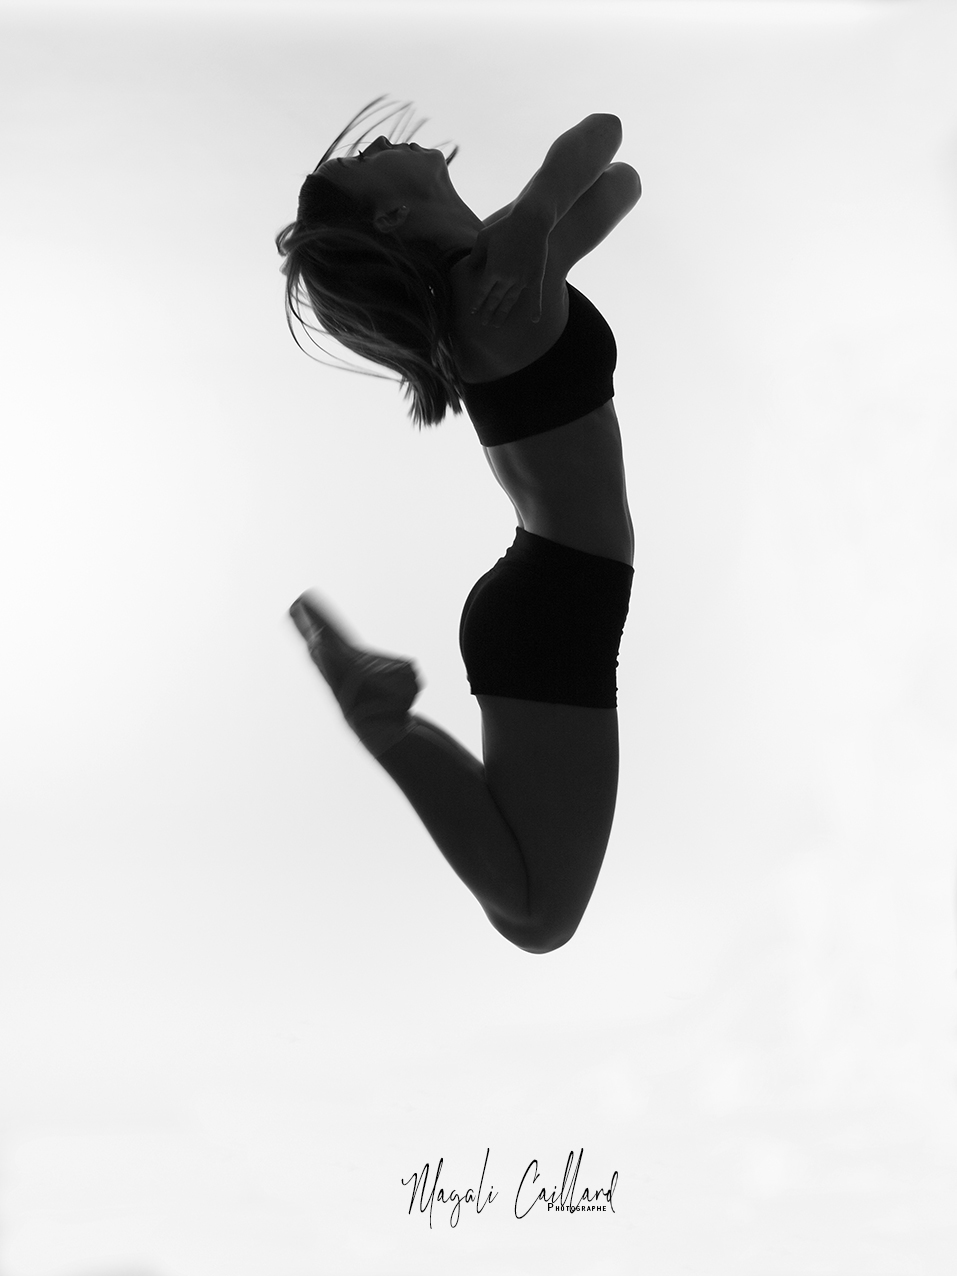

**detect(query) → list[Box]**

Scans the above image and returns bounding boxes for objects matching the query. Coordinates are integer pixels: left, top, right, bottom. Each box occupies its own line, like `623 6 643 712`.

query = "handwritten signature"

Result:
402 1148 617 1228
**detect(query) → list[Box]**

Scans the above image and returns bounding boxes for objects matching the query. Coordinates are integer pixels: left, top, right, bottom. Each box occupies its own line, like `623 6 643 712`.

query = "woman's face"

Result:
319 136 449 211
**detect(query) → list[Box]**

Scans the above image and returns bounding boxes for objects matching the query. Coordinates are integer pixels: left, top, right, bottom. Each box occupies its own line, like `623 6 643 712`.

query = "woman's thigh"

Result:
477 694 620 946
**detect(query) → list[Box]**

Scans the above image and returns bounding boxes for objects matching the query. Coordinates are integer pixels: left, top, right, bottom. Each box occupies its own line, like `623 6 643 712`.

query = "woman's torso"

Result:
447 248 634 567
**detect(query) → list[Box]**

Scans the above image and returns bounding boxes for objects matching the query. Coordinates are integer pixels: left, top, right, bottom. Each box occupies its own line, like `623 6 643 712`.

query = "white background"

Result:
2 1 956 1272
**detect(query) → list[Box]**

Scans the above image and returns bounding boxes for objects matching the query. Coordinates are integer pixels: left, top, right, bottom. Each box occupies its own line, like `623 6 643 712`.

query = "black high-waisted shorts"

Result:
458 528 634 709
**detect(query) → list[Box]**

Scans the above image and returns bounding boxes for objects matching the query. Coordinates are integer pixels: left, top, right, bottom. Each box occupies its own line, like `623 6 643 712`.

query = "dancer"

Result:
277 98 641 953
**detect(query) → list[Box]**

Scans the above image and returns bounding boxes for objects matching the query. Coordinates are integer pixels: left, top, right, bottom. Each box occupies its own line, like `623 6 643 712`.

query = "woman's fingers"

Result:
475 281 522 327
469 209 549 325
472 281 506 317
481 299 512 327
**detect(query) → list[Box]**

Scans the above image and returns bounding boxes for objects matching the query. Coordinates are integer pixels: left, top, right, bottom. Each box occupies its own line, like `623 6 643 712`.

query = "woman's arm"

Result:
471 114 624 325
545 162 641 276
511 114 623 232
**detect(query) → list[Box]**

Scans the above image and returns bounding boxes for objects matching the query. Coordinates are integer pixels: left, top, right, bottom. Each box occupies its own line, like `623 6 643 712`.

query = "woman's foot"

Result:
289 591 422 757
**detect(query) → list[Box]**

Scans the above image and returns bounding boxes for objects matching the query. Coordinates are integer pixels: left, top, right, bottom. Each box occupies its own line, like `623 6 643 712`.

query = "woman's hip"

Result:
459 528 634 709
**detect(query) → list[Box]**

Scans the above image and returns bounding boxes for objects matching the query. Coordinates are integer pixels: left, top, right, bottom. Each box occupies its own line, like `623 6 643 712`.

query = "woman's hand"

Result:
469 208 550 328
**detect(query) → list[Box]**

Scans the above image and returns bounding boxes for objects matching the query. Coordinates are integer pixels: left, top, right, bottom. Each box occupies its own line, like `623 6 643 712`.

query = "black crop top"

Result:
447 248 617 447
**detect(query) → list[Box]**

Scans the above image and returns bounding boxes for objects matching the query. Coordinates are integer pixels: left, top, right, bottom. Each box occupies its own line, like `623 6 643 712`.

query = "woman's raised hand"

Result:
470 208 550 328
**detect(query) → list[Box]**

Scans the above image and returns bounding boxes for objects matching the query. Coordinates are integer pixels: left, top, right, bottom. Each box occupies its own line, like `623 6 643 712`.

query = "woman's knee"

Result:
517 926 578 955
488 907 581 955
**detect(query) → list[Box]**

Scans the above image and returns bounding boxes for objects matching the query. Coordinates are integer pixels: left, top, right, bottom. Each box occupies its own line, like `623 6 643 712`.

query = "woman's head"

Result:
311 136 456 232
276 98 469 428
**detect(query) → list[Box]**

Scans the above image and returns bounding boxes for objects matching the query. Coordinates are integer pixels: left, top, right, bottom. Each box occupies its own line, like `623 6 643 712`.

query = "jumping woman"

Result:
277 98 641 954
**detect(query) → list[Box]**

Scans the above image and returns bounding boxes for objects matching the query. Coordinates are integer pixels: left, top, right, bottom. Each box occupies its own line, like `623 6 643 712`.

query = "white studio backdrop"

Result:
1 1 956 1273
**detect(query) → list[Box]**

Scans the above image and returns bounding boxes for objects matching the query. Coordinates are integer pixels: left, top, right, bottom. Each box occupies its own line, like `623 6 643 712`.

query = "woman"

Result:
277 99 641 953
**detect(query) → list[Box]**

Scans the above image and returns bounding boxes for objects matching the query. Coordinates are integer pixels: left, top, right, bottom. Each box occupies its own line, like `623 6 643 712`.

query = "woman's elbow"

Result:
606 161 642 207
620 162 641 203
588 113 623 142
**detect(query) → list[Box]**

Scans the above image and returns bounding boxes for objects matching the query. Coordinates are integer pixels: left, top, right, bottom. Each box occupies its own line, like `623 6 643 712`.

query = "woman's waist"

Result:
483 404 633 562
513 501 634 566
492 486 634 562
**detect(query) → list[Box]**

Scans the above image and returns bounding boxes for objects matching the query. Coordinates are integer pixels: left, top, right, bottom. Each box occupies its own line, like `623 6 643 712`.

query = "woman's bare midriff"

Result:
482 401 635 566
448 257 633 566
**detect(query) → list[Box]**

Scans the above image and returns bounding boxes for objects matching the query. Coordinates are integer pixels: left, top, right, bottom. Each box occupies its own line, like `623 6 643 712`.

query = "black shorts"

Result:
459 528 634 709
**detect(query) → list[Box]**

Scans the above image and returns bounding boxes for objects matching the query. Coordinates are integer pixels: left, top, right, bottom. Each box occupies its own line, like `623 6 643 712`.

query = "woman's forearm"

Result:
512 114 623 233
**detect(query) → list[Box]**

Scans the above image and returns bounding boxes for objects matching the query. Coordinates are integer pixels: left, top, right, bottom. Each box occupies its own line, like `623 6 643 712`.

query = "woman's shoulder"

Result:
447 249 570 384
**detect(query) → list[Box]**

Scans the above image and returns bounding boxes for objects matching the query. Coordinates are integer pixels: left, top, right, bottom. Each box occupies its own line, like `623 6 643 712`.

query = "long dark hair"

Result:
276 97 464 428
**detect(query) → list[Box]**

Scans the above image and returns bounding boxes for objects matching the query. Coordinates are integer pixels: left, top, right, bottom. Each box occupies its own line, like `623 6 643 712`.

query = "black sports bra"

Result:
445 246 617 448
